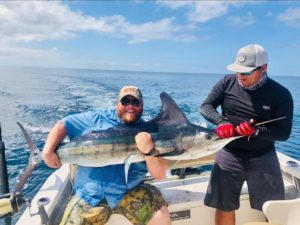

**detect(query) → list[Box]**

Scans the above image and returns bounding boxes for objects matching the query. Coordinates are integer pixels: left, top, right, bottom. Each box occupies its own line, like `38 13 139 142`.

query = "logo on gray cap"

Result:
238 53 246 63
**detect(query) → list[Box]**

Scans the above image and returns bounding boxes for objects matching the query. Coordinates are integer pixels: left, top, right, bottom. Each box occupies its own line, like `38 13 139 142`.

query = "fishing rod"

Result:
0 124 27 221
246 116 287 141
254 116 287 126
0 123 13 225
0 123 9 195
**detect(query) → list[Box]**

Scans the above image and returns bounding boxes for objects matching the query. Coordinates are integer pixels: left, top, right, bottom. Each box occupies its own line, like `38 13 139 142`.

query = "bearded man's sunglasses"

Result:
120 97 141 107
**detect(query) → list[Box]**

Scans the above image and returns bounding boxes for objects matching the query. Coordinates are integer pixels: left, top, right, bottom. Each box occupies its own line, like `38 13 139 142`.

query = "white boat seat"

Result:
243 197 300 225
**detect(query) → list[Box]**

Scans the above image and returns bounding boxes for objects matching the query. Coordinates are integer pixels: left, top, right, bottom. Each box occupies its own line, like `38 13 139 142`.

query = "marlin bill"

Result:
18 92 240 168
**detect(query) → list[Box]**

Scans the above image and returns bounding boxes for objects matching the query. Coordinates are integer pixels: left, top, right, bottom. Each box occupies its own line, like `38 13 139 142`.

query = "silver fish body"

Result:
55 118 239 167
57 135 144 166
18 92 241 170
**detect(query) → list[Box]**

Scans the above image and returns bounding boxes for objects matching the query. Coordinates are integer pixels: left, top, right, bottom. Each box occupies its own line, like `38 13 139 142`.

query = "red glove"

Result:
235 121 255 136
216 123 235 139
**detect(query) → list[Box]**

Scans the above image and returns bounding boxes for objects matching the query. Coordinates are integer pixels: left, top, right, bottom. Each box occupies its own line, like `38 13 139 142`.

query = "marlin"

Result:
16 92 241 192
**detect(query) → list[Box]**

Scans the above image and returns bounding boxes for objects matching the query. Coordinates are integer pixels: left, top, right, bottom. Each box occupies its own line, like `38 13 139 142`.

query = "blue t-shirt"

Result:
62 109 148 208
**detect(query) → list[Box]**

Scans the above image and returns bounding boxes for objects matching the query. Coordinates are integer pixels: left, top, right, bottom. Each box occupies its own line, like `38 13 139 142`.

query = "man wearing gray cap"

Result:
200 44 293 225
43 85 170 225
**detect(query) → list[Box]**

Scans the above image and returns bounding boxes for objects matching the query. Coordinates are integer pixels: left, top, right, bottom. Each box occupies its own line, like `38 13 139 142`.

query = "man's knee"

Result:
155 206 169 216
117 184 169 225
60 195 111 225
147 206 171 225
83 207 111 225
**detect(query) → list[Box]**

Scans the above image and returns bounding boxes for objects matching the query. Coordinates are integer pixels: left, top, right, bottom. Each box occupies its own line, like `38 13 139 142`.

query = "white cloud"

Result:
277 7 300 27
227 12 255 27
0 1 201 66
156 0 191 9
0 45 62 67
0 2 80 43
122 17 181 44
0 1 194 46
0 46 44 57
157 1 242 24
187 2 230 23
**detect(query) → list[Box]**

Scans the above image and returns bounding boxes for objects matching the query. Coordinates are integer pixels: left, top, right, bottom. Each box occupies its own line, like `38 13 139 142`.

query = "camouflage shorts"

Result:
59 183 168 225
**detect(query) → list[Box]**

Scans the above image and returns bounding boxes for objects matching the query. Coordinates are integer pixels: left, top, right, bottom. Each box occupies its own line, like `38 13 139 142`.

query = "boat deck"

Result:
16 151 300 225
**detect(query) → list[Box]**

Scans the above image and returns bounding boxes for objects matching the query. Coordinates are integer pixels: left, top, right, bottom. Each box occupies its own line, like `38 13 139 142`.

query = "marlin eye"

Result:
205 134 212 140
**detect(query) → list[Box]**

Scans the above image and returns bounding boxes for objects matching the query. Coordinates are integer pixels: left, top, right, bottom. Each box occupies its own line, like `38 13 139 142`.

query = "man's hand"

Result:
42 121 66 169
42 151 62 168
235 121 255 136
135 132 168 180
216 123 235 138
135 132 154 155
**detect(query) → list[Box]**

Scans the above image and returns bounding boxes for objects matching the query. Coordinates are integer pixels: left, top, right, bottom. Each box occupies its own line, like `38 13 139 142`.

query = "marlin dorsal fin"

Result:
154 92 189 127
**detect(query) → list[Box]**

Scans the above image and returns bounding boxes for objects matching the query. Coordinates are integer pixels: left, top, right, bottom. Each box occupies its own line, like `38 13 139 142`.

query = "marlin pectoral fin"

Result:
17 122 41 166
17 122 40 157
124 154 138 185
155 148 185 157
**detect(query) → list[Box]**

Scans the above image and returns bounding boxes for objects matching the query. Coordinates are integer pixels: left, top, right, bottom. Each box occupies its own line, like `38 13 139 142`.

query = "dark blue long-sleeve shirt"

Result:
200 74 293 157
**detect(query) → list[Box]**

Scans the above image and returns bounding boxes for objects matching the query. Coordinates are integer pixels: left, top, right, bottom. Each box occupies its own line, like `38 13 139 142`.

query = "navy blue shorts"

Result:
204 149 284 211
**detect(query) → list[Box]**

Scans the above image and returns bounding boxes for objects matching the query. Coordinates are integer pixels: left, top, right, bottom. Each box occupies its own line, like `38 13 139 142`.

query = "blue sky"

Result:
1 1 300 76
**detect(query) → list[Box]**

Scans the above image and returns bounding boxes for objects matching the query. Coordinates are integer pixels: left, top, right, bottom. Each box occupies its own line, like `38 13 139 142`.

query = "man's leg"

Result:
246 151 284 210
114 183 170 225
147 205 171 225
59 194 111 225
204 150 245 225
215 209 235 225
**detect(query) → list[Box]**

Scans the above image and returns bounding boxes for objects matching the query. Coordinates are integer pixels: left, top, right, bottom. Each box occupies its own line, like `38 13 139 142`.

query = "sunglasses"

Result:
239 66 262 76
120 97 141 107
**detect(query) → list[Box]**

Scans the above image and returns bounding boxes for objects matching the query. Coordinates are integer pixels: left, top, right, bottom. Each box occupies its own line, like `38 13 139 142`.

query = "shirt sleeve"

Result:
62 109 120 140
200 77 227 125
62 112 97 139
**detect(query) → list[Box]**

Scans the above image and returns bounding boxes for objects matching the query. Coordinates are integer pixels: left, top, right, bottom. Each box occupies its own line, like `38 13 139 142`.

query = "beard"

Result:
117 110 142 124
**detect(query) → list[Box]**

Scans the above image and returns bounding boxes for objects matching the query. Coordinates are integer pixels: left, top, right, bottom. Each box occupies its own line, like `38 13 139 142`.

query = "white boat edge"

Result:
15 151 300 225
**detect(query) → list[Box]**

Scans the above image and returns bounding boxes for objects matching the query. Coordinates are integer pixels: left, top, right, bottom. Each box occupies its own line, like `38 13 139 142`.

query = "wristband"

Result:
143 148 158 156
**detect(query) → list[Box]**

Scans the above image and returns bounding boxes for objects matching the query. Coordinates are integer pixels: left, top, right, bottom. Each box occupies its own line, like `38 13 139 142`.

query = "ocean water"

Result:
0 66 299 224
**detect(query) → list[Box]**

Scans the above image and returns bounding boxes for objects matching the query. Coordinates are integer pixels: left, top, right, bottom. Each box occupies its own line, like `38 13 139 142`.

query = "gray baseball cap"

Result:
227 44 268 73
119 86 142 101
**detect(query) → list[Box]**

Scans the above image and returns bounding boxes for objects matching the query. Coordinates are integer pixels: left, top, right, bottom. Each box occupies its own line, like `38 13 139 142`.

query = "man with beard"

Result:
43 86 170 225
200 44 293 225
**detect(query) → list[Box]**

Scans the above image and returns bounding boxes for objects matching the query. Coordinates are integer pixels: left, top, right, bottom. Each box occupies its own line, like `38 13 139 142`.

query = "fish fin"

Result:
14 122 41 193
124 154 137 185
72 92 196 140
13 162 35 194
155 147 185 157
169 160 181 170
154 92 190 127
